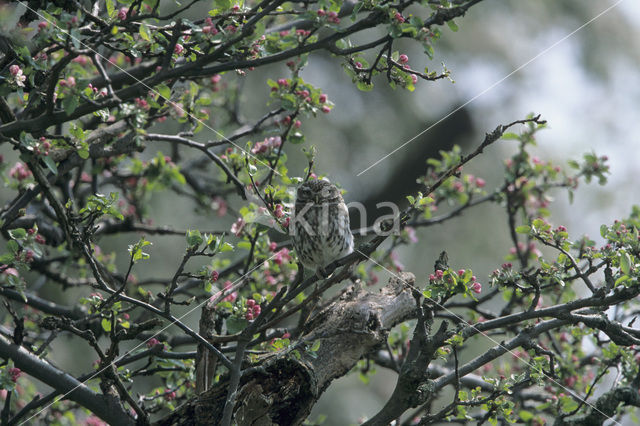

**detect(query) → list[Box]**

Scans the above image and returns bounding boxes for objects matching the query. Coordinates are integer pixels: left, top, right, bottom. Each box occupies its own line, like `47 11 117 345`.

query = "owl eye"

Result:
298 187 312 199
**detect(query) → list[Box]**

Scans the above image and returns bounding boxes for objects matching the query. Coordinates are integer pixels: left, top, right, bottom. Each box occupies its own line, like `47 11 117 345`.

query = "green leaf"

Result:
600 224 608 238
157 84 171 100
7 240 19 254
186 229 203 247
101 318 112 332
42 156 58 175
220 242 234 252
620 252 632 276
128 237 152 263
501 132 520 140
446 20 458 32
310 340 321 352
226 316 248 334
237 241 252 250
518 410 533 421
8 228 27 240
62 95 79 114
106 0 115 17
356 81 374 92
615 275 630 286
139 23 151 41
515 225 531 234
289 132 305 144
78 148 90 159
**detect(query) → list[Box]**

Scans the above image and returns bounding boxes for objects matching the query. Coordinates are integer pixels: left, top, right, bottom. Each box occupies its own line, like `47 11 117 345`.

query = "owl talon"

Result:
315 267 329 279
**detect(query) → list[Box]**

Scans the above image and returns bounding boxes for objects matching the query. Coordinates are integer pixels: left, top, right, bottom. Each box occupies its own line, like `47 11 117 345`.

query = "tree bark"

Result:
156 273 417 426
0 334 135 426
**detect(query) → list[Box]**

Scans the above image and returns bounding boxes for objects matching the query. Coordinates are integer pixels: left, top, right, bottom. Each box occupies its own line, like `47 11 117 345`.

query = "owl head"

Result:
296 179 342 205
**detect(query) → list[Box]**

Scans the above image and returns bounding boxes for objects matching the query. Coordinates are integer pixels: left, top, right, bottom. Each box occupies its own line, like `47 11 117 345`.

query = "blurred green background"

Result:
1 0 639 424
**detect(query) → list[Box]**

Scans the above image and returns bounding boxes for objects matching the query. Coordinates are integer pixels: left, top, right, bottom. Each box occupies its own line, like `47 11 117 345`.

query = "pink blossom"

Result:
319 94 327 103
470 282 482 294
8 367 22 382
231 217 245 236
174 44 184 55
399 54 409 64
394 12 405 23
405 227 418 243
475 177 486 188
118 7 128 20
269 242 277 252
212 196 228 217
223 280 237 302
435 269 444 279
85 414 107 426
321 105 331 113
2 267 19 277
211 270 219 282
9 65 21 76
38 21 48 30
273 248 291 265
9 162 31 181
410 74 418 84
146 338 162 348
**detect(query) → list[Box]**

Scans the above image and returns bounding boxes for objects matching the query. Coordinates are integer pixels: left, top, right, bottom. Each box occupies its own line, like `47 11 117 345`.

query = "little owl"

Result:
292 180 353 276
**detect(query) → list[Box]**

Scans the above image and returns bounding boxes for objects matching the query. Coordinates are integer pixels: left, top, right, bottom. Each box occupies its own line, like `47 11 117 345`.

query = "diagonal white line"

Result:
15 1 280 176
20 252 278 425
356 249 623 425
357 0 625 176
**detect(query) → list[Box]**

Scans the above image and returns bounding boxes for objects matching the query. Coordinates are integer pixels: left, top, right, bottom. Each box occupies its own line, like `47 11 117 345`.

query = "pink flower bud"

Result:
321 105 331 114
9 65 20 76
471 282 482 294
8 367 21 382
318 94 327 103
118 7 128 20
174 44 184 54
399 54 409 64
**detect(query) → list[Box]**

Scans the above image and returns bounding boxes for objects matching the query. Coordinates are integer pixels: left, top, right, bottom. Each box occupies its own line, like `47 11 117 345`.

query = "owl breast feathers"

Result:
292 180 354 273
